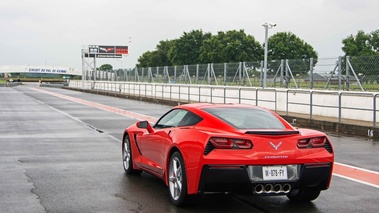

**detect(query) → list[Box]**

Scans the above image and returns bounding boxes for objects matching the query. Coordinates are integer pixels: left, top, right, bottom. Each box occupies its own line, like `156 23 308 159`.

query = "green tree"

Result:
136 40 175 67
155 40 174 66
342 30 379 56
268 32 318 60
98 64 113 71
342 30 379 82
267 32 318 75
200 29 263 63
168 30 212 65
137 51 155 68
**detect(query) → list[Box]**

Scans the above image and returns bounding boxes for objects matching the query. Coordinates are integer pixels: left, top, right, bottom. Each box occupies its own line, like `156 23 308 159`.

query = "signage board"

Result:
86 45 128 57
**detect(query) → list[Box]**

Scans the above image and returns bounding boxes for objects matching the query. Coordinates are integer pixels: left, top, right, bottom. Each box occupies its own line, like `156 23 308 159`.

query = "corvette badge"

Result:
269 141 282 150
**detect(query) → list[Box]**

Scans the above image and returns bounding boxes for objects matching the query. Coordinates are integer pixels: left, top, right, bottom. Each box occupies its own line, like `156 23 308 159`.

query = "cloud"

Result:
0 0 378 69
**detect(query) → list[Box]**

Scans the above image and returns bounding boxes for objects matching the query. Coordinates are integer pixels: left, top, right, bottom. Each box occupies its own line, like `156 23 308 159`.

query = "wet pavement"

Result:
0 84 378 213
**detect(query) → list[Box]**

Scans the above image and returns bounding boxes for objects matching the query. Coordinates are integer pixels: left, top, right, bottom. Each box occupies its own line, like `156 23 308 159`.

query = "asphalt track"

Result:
0 83 378 213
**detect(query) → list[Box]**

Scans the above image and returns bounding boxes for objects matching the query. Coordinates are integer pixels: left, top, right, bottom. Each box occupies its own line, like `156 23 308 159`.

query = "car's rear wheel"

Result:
168 151 189 206
122 135 142 175
286 188 321 202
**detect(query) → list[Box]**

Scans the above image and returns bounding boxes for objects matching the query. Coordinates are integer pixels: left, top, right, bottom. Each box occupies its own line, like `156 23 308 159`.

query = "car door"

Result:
138 109 189 176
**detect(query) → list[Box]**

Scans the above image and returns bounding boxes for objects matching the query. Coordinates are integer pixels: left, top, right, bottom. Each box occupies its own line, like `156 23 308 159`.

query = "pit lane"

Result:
0 84 378 213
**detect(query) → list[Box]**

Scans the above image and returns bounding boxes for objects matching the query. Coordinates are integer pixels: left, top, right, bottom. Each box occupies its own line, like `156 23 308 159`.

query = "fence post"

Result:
178 85 181 102
274 90 277 112
170 85 172 100
196 64 199 84
346 56 350 91
224 63 227 86
286 90 289 115
154 84 157 99
310 91 313 120
285 59 289 88
207 64 211 85
310 58 314 89
224 87 226 103
256 89 259 106
139 84 141 97
374 94 377 127
238 88 241 104
338 56 342 90
174 66 177 83
199 87 201 103
280 60 284 87
260 61 263 87
210 86 213 103
93 56 97 81
242 62 247 86
137 68 140 82
156 67 159 82
338 92 342 123
239 62 242 86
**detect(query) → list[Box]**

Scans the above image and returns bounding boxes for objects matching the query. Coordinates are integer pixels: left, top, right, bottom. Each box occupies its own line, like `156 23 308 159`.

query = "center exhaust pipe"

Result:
264 184 273 193
253 183 292 194
273 184 282 193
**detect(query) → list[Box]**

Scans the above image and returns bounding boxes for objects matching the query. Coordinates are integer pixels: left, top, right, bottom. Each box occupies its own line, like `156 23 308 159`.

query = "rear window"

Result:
203 107 285 129
154 109 203 129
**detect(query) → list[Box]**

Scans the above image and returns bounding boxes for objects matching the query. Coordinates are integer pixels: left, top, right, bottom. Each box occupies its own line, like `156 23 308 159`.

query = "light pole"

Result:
262 22 276 88
124 37 132 81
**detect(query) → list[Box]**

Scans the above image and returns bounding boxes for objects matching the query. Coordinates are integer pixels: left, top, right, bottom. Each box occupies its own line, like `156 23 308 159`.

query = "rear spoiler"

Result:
245 130 299 135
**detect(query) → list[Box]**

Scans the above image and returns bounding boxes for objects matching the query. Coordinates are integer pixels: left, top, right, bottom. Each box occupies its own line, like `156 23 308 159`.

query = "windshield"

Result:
203 107 285 130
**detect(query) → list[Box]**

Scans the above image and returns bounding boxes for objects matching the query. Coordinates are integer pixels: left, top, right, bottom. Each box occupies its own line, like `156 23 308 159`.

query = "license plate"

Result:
262 166 288 180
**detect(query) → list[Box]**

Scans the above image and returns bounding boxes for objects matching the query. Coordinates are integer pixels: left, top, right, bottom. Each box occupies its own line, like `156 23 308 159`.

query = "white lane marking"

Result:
332 173 379 189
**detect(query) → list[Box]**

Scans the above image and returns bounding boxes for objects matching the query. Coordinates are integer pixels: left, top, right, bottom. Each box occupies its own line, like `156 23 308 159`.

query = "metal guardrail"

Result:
69 80 379 127
285 90 378 127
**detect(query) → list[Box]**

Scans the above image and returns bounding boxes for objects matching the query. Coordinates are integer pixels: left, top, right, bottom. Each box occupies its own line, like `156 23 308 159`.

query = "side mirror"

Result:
136 121 154 133
137 121 148 128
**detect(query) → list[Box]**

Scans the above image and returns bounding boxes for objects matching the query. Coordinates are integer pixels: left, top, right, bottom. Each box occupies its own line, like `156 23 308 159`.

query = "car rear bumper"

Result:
197 162 333 195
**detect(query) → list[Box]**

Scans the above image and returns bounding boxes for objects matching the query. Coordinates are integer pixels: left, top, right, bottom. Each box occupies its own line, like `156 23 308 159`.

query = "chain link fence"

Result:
86 55 379 92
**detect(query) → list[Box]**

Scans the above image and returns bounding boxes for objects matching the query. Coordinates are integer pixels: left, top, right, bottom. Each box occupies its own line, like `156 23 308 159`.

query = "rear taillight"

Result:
297 137 327 149
209 137 252 149
210 137 233 149
297 139 310 148
310 137 326 147
233 139 253 149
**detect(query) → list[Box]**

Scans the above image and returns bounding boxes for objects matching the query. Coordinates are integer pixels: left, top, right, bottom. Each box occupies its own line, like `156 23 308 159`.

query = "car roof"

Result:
175 103 263 110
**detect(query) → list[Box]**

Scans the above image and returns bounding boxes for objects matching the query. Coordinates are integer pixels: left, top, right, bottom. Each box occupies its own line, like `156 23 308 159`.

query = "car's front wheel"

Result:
286 188 321 202
168 151 189 206
122 135 142 175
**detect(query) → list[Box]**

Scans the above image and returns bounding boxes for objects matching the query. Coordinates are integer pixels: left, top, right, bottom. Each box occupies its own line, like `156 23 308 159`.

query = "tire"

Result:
168 151 189 206
122 135 142 175
286 188 321 202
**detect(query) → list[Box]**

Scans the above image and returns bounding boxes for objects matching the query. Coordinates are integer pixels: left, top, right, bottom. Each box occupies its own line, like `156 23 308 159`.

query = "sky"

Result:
1 0 378 70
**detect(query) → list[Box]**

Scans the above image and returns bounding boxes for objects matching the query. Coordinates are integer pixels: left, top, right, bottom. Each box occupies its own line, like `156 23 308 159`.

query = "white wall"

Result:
70 80 379 124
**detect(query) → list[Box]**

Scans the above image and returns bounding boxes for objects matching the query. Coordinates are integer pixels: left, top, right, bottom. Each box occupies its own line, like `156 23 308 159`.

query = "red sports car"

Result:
122 103 334 206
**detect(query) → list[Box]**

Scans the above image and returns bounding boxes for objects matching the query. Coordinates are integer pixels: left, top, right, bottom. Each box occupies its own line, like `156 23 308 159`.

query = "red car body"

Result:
122 103 334 206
